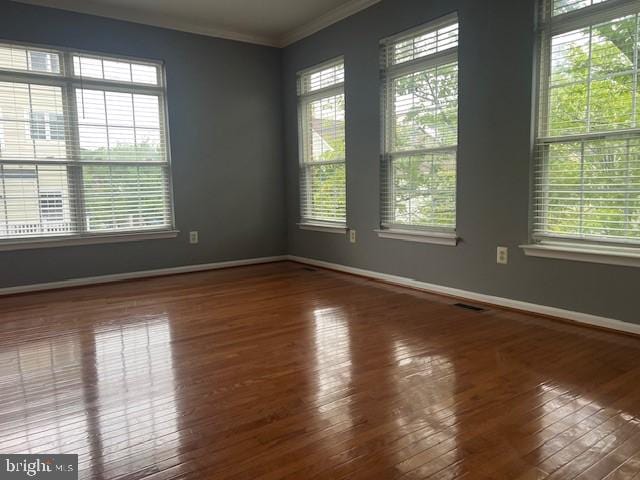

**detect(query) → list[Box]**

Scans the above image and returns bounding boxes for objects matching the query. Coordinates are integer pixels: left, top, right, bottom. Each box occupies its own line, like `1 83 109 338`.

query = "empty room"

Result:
1 0 639 478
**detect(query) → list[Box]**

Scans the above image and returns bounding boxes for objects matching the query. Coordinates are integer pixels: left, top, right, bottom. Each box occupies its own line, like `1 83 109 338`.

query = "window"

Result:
0 42 174 244
28 50 60 74
29 112 47 140
533 0 640 248
28 112 65 141
380 14 459 239
551 0 611 16
49 113 65 141
297 58 346 228
39 192 64 222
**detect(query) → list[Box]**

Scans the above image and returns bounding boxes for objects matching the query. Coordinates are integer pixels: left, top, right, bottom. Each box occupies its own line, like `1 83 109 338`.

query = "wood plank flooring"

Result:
1 261 640 479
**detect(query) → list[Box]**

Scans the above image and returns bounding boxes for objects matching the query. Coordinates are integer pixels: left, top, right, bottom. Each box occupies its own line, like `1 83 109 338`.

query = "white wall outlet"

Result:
497 246 508 265
189 231 199 244
349 229 356 243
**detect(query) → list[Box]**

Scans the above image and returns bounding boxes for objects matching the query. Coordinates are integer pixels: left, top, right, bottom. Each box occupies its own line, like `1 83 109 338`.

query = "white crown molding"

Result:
278 0 381 46
11 0 280 47
0 256 287 296
11 0 382 48
287 255 640 336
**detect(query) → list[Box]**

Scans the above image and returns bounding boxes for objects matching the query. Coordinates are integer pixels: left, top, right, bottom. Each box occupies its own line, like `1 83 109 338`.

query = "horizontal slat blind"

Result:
380 14 459 231
551 0 612 17
0 42 173 241
534 0 640 244
297 59 346 225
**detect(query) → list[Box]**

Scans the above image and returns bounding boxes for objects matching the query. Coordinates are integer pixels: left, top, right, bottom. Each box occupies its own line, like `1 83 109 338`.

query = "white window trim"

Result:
0 229 179 252
521 241 640 268
298 222 347 234
297 56 347 229
0 39 176 248
379 15 460 237
375 228 458 246
528 0 640 263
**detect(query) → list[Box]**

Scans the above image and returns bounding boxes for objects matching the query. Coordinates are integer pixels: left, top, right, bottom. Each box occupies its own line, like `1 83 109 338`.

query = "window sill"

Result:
0 230 179 252
375 229 458 246
298 223 347 235
520 242 640 268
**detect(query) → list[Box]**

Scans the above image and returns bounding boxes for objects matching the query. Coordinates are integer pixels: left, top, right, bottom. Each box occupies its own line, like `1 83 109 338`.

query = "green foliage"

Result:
81 142 167 231
308 163 346 222
387 62 458 227
307 95 346 222
80 142 163 162
543 16 640 241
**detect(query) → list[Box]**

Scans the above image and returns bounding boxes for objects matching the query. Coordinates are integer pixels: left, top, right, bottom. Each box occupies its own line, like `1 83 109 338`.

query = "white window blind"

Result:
0 42 174 242
297 58 346 226
535 0 640 246
380 14 459 232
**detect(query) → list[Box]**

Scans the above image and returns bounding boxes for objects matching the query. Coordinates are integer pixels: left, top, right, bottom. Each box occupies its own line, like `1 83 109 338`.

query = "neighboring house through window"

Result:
0 42 174 242
39 192 64 223
29 112 47 140
28 50 60 74
29 112 65 141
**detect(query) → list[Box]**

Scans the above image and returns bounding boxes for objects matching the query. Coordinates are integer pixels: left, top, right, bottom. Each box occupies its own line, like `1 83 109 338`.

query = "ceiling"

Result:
13 0 381 47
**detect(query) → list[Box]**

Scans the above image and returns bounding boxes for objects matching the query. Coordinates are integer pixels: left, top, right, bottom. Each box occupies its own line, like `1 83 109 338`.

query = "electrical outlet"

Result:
349 229 356 243
189 231 199 244
497 246 508 265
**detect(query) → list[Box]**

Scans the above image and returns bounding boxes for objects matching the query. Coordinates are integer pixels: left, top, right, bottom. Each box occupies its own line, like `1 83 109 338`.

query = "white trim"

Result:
279 0 382 46
297 55 345 79
0 255 287 296
0 230 180 252
521 242 640 268
381 12 459 46
375 229 458 246
287 255 640 336
3 252 637 336
544 0 639 35
13 0 382 48
298 223 347 235
12 0 280 47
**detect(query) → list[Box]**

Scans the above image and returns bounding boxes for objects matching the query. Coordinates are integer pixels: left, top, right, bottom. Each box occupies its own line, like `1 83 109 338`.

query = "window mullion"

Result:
61 51 87 235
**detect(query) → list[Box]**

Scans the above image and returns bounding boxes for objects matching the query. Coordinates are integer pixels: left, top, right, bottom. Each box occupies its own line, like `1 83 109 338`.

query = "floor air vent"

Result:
453 303 486 312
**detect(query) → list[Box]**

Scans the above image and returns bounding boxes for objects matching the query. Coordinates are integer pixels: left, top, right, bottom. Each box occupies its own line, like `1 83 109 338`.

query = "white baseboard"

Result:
3 253 636 337
0 255 287 296
287 255 640 336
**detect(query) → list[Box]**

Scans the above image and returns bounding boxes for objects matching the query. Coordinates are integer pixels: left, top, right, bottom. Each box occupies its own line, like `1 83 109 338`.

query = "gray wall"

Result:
283 0 638 324
1 0 635 324
0 0 286 287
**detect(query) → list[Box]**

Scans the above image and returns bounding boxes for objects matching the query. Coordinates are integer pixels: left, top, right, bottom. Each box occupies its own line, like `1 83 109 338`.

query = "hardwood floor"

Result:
1 261 640 479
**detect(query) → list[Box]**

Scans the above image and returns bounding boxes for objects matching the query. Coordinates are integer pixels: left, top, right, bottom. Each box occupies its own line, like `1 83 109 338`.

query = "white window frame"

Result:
378 13 460 246
27 112 64 141
296 57 347 234
28 50 59 73
39 191 64 223
522 0 640 266
0 40 177 251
